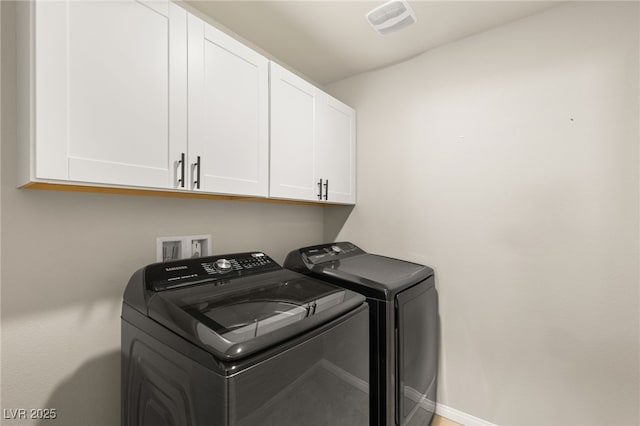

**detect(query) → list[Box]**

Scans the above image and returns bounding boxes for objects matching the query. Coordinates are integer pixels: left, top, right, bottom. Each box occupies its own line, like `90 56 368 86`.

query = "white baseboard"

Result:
436 404 497 426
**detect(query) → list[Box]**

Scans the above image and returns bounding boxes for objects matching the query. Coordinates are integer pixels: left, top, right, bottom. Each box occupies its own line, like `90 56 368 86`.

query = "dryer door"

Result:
395 277 439 426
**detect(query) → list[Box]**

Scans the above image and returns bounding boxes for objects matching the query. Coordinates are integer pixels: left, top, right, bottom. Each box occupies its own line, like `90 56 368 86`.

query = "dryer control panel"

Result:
145 252 280 291
298 242 363 265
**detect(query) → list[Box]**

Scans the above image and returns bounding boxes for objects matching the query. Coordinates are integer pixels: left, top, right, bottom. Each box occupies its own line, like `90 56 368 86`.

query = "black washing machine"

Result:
122 251 369 426
285 242 439 426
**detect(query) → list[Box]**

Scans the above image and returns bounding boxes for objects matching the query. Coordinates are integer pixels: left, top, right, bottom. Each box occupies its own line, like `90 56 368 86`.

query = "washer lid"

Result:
147 270 365 360
182 279 347 343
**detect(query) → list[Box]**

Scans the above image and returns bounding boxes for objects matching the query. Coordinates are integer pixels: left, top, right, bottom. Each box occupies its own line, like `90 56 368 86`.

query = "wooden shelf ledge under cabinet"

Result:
20 182 348 207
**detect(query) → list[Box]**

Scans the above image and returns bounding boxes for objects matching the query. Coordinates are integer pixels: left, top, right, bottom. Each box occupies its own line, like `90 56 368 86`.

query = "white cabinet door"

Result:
268 62 356 204
316 93 357 204
269 63 319 201
188 15 269 197
32 1 187 189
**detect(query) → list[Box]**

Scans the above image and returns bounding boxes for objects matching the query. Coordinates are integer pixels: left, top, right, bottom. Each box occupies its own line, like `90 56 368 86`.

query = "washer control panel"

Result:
201 253 273 275
146 252 279 291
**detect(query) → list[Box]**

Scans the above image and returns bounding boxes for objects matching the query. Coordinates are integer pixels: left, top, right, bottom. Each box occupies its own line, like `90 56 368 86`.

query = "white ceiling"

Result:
186 1 562 85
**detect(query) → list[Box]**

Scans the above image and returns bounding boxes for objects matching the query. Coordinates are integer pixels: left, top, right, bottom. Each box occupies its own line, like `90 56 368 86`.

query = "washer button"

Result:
215 259 232 272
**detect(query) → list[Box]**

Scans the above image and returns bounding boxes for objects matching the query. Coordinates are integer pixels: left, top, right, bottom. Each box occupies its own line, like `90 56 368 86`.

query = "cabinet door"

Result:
188 15 269 197
34 1 187 189
316 93 356 204
269 63 318 201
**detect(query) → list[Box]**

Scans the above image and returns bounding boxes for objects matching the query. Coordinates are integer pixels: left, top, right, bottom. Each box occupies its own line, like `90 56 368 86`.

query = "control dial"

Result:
331 245 342 254
215 259 232 272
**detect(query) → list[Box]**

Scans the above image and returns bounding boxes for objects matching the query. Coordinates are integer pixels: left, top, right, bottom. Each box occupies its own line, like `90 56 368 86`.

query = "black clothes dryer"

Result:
122 252 369 426
285 242 439 426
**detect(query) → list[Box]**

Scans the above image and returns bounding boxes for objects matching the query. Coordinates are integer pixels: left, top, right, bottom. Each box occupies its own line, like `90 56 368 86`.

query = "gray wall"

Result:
326 2 639 425
0 2 324 424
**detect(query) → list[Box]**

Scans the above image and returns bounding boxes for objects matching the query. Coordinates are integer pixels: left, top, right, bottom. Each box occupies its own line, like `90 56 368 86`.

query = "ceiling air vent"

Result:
366 0 417 35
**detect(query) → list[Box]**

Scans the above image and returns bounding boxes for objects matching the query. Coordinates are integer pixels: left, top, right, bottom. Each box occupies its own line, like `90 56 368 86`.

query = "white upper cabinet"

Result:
20 0 187 189
316 93 357 204
187 14 269 197
269 63 356 204
270 62 318 201
19 2 352 203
